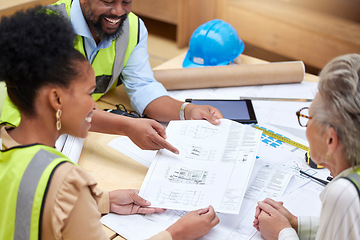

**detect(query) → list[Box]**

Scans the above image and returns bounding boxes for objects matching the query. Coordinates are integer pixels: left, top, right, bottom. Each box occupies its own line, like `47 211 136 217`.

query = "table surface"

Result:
1 0 42 9
78 53 319 239
0 0 56 17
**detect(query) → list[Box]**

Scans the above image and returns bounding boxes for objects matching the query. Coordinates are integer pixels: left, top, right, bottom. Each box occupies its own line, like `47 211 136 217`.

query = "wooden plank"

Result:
228 0 360 45
132 0 179 25
177 0 225 48
113 236 125 240
259 0 360 22
102 225 118 240
147 33 187 68
0 0 56 17
131 0 225 48
79 131 149 191
223 0 360 69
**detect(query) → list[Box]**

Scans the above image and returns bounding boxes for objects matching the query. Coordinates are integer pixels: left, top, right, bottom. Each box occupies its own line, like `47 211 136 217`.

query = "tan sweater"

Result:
1 126 172 240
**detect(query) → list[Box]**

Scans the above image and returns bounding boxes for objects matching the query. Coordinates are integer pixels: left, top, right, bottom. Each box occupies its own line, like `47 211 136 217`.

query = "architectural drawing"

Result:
179 124 220 139
166 167 208 185
155 189 204 206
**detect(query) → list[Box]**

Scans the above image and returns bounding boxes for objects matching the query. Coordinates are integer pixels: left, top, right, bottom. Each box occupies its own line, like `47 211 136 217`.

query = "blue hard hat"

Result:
183 19 245 68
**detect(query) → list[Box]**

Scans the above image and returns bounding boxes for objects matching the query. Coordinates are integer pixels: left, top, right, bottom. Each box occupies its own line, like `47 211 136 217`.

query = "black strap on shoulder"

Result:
137 17 140 44
39 161 69 239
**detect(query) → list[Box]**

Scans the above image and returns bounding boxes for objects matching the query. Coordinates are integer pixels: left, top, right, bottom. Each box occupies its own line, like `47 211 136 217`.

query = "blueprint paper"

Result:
139 119 262 214
101 157 293 240
55 134 84 164
101 123 327 240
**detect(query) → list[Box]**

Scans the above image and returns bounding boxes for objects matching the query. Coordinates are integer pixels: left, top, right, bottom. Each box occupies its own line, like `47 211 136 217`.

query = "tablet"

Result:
185 99 257 124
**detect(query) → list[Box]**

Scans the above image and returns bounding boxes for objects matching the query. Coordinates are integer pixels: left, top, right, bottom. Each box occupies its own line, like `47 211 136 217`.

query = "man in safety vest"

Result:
0 0 223 153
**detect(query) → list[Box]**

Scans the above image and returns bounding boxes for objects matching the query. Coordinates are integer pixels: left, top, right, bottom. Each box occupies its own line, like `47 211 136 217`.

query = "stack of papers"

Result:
140 119 262 214
103 121 327 239
55 134 84 164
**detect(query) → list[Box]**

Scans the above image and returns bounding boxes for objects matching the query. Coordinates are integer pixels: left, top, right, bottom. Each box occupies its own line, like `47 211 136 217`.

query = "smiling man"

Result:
1 0 222 153
80 0 130 42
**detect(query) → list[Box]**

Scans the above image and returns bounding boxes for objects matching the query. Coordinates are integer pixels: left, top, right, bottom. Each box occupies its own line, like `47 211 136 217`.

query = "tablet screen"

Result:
186 99 257 124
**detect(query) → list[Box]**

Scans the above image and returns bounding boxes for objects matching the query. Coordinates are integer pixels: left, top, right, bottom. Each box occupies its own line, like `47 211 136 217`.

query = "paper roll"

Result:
153 61 305 90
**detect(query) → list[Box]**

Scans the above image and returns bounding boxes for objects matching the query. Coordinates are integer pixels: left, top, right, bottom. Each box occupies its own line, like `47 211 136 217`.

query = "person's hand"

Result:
166 205 219 240
185 104 223 125
253 198 298 231
255 201 292 240
109 189 166 215
125 118 179 154
262 198 298 230
253 204 262 231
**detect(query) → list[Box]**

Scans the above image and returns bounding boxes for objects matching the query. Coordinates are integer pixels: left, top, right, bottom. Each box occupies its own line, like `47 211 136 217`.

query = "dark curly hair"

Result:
0 6 87 116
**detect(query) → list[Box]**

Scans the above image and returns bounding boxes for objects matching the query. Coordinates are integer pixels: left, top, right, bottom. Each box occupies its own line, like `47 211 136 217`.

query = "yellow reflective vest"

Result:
343 169 360 198
0 143 72 240
0 0 139 127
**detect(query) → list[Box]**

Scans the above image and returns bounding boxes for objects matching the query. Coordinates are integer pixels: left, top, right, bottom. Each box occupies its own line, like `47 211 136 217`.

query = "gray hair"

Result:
313 54 360 166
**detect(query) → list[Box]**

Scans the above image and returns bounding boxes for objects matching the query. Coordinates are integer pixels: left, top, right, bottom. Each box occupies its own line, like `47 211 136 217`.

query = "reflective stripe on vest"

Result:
14 149 59 240
343 170 360 199
0 144 71 240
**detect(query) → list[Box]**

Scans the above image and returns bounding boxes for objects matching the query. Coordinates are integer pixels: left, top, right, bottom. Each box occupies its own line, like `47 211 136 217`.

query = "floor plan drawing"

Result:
155 189 204 206
140 119 262 214
166 167 209 185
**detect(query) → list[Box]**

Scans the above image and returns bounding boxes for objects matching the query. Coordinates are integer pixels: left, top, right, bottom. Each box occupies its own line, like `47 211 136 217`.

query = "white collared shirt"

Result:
279 166 360 240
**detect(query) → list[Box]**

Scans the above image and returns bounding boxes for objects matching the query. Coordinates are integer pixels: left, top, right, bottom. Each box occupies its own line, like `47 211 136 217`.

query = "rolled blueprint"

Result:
153 61 305 90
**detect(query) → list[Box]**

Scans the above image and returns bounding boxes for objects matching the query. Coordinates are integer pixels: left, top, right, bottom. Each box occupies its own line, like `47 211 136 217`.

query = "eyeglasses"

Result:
296 107 312 127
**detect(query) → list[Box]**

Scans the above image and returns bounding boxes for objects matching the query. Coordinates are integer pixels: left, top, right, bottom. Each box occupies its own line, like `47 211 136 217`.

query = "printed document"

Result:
139 119 262 214
101 156 293 240
55 134 84 164
101 123 326 240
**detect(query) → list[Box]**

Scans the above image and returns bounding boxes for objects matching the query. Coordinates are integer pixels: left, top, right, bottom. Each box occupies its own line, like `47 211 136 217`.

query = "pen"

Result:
239 96 313 102
299 170 329 185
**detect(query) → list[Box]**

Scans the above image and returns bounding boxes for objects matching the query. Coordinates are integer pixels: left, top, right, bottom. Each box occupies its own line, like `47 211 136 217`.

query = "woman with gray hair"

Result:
253 53 360 240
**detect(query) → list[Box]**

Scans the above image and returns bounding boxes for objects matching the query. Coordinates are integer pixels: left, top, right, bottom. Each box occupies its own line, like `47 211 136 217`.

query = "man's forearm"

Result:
89 108 134 135
143 96 183 122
